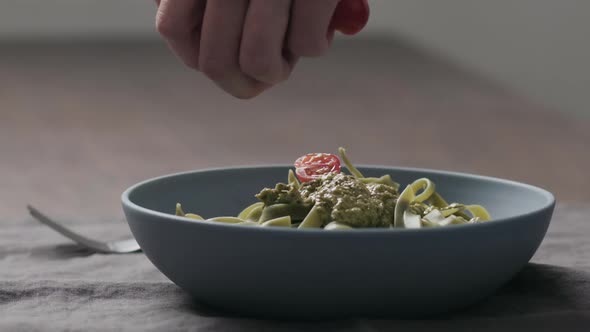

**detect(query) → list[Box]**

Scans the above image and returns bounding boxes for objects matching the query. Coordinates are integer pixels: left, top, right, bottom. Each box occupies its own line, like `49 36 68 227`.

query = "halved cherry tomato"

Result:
329 0 370 36
294 153 341 183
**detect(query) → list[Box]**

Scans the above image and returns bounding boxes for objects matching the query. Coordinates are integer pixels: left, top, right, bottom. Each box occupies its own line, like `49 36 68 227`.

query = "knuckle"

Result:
181 56 200 70
155 12 179 39
199 57 229 82
289 38 329 57
231 87 264 100
239 48 279 84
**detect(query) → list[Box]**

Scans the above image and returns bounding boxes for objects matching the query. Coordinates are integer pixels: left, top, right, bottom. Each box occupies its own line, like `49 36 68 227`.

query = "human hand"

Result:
155 0 369 99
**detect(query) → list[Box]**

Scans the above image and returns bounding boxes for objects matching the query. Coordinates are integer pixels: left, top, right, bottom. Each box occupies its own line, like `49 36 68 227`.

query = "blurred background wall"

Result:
1 0 588 117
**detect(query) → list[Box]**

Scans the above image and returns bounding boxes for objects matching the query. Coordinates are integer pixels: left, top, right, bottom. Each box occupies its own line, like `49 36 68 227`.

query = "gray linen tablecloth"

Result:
1 204 589 331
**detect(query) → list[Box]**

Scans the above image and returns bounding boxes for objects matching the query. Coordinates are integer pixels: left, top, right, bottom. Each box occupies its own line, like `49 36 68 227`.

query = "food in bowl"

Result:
175 147 491 230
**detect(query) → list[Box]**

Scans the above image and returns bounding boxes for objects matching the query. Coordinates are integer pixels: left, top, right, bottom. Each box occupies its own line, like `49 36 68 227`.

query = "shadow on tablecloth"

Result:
172 263 590 331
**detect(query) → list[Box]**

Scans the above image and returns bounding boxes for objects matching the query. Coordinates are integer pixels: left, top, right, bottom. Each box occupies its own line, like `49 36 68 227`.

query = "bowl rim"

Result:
121 164 556 235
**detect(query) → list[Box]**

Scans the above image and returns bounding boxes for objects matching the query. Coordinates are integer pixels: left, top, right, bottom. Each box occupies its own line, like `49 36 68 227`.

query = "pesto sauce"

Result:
257 173 399 228
256 183 306 206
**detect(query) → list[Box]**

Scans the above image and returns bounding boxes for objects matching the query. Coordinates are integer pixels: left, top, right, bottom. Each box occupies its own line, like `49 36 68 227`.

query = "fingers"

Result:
240 0 295 84
156 0 206 69
288 0 340 57
199 0 268 99
156 0 340 99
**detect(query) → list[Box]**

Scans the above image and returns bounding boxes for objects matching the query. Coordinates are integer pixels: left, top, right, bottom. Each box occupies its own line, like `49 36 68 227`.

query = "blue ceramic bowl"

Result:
122 166 555 319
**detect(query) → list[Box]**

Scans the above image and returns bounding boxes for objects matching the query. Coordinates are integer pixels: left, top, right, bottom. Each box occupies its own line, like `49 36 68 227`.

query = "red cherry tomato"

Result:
294 153 341 183
329 0 370 35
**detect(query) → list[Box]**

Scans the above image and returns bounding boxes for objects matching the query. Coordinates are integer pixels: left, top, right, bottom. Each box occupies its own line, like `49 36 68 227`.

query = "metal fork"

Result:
27 205 141 254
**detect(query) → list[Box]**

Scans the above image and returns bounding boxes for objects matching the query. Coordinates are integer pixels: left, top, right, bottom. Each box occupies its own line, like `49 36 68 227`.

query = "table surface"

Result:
1 39 590 331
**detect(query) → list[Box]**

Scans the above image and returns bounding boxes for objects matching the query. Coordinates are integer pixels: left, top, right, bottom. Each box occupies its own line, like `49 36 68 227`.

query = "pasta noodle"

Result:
237 202 264 220
174 148 491 230
288 169 300 189
298 205 324 229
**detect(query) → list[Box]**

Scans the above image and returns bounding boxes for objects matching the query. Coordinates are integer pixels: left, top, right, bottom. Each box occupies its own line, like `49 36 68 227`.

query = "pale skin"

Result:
155 0 341 99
